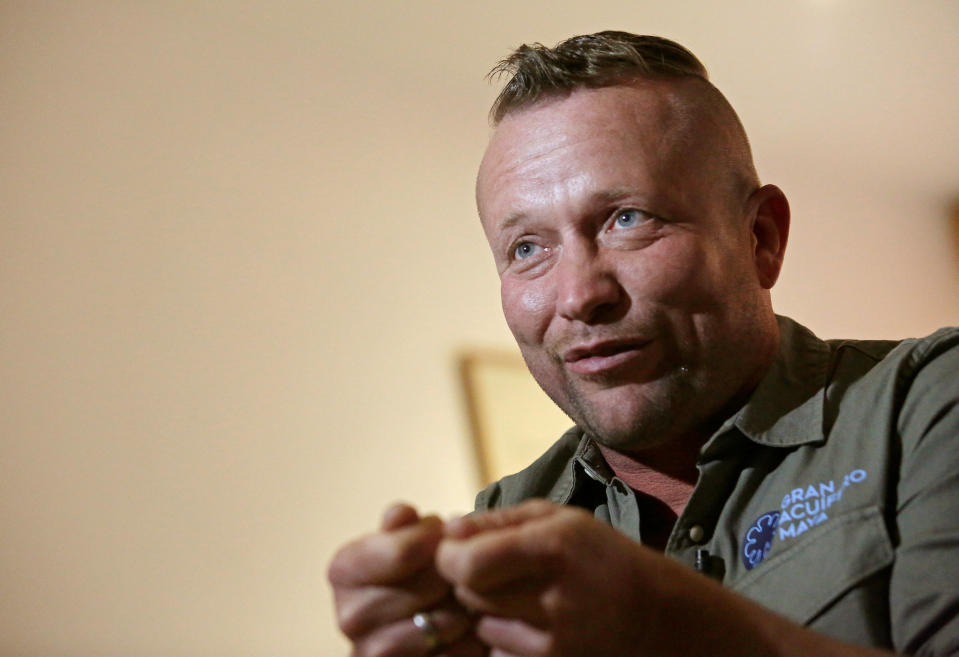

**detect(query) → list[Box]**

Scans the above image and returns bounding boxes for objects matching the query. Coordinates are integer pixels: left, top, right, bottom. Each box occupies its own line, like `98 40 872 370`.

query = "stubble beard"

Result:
558 364 702 454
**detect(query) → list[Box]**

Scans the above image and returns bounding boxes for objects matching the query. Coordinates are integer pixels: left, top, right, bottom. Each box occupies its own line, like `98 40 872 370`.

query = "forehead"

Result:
476 82 694 223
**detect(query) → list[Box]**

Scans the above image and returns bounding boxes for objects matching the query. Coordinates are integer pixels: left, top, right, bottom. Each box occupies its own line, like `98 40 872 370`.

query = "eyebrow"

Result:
591 186 642 205
497 212 526 232
496 186 643 232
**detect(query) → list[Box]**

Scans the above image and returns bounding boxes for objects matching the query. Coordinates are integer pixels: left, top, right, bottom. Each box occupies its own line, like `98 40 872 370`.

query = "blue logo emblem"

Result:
742 511 780 570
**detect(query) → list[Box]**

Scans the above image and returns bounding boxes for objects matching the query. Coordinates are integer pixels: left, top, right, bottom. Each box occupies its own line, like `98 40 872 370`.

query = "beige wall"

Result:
1 2 957 656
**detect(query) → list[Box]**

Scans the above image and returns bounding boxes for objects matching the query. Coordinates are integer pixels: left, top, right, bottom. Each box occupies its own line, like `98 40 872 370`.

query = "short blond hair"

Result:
488 31 708 125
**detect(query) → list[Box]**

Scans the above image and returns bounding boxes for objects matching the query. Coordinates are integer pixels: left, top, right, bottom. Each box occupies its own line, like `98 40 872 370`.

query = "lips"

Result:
562 338 652 377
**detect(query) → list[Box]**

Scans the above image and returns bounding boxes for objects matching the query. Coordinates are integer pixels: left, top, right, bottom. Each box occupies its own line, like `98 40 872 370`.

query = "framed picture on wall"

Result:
458 349 573 486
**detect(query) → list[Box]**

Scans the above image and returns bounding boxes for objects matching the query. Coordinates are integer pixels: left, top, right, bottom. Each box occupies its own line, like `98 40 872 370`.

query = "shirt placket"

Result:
665 429 750 579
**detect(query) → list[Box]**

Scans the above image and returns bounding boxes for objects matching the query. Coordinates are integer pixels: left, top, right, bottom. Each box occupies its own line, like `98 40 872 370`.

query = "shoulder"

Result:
883 327 959 447
821 325 959 462
826 326 959 404
828 325 959 372
474 426 584 511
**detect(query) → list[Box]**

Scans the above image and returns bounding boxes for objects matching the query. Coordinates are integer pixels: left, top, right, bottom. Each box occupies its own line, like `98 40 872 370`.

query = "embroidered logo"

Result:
776 469 867 542
742 511 780 570
740 468 869 571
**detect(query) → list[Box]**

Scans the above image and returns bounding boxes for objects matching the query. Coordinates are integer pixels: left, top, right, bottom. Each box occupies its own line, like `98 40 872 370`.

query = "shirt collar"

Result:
539 431 612 504
731 316 833 448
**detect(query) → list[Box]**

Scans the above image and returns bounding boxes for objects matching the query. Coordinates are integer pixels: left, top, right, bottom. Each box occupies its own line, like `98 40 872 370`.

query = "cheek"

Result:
520 287 550 314
500 280 552 343
619 250 702 306
627 239 727 307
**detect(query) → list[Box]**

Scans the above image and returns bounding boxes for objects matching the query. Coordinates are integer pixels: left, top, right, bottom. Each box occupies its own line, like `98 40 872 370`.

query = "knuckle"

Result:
327 539 364 586
392 520 441 574
540 585 573 620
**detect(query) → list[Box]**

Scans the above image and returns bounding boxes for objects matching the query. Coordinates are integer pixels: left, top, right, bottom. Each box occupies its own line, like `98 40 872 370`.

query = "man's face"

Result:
477 82 775 452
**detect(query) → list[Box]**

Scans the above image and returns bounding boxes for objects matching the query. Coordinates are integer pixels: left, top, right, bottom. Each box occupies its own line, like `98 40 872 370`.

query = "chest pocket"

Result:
730 506 893 625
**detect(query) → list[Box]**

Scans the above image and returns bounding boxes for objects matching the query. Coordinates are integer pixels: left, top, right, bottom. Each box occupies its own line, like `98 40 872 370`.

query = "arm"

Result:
888 338 959 655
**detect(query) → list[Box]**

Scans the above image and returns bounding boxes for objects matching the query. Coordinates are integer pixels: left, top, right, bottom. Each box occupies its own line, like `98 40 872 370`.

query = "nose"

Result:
554 244 623 323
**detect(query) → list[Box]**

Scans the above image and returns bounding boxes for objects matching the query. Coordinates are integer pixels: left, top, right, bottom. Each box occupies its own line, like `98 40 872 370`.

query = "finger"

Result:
436 519 559 592
381 503 420 532
444 499 558 539
335 566 452 638
329 515 443 587
435 635 488 657
451 578 549 627
477 616 551 657
352 604 474 657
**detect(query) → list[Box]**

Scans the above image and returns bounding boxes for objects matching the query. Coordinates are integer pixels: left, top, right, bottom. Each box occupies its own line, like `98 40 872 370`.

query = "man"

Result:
329 32 959 656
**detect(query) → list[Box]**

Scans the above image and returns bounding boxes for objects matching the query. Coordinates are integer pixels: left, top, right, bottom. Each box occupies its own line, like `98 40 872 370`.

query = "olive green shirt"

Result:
475 317 959 655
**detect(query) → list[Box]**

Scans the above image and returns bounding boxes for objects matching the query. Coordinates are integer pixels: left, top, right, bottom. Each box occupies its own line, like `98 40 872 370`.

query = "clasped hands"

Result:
329 499 741 657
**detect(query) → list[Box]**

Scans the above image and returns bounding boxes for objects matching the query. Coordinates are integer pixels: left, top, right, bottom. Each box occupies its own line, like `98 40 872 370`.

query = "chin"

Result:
580 415 683 453
561 373 700 451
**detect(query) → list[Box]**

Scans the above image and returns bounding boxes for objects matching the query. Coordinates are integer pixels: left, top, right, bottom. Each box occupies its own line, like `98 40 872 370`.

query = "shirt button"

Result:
688 525 705 543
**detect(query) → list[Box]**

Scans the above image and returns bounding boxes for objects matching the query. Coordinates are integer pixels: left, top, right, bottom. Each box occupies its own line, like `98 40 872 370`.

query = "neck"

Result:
597 436 701 516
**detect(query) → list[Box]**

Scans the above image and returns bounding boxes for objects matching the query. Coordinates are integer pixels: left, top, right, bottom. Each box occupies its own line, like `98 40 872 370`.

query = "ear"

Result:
747 184 790 289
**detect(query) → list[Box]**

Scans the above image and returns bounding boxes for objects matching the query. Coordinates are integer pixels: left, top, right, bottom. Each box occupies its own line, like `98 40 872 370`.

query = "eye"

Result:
513 241 541 259
612 208 648 229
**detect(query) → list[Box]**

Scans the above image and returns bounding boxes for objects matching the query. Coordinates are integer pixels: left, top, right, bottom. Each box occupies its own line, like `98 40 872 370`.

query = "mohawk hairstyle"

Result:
488 31 709 124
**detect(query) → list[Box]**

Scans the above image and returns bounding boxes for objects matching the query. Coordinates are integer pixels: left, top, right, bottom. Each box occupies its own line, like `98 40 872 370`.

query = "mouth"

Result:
562 339 653 377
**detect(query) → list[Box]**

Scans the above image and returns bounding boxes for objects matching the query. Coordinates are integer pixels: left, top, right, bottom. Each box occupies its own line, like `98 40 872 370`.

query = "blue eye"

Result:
614 209 646 228
514 241 540 259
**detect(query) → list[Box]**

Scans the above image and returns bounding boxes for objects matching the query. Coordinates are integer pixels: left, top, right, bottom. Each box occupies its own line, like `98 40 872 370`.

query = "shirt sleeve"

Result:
890 333 959 656
474 481 501 511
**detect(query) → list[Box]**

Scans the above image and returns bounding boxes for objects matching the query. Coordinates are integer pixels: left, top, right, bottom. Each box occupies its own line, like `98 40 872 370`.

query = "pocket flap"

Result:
731 506 893 625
